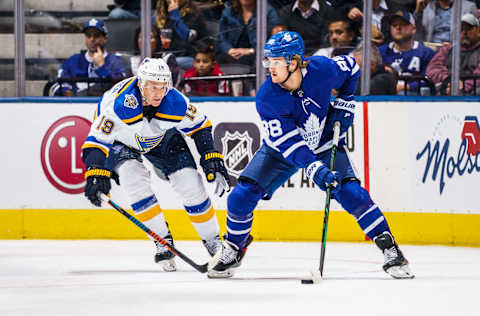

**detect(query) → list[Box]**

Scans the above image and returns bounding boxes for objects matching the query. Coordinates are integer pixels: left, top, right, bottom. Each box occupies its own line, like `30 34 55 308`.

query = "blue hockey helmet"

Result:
263 31 305 64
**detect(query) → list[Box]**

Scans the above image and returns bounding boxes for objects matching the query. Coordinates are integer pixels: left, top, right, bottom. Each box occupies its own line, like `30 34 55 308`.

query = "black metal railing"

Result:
43 77 126 96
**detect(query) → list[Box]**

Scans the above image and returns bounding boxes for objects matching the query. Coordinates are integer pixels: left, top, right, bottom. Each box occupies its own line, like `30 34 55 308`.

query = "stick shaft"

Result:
319 121 341 276
100 194 208 273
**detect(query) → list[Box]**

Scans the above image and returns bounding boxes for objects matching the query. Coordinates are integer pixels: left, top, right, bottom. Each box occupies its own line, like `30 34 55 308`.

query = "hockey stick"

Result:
99 193 209 273
302 121 341 284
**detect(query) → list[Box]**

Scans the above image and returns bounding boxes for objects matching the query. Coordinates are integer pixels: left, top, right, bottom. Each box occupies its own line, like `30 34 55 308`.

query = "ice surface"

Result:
0 240 478 316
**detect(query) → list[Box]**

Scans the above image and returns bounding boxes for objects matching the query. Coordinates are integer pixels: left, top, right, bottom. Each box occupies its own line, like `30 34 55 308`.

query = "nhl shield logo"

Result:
221 131 253 178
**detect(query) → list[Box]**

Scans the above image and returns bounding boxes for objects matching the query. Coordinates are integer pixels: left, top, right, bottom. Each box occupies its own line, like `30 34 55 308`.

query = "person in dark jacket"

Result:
53 19 127 96
352 42 397 95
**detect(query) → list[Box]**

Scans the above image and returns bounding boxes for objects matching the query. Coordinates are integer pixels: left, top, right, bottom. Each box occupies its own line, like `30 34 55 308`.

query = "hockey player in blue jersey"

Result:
81 57 231 271
208 31 414 279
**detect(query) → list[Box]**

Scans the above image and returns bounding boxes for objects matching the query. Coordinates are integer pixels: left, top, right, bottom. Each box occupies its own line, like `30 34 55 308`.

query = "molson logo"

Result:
416 115 480 194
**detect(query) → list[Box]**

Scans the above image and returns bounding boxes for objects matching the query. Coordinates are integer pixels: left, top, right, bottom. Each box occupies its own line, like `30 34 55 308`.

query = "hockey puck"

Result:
301 279 314 284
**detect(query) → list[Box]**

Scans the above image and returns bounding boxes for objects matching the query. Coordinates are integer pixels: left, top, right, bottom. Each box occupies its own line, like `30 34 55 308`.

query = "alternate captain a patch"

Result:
124 94 139 109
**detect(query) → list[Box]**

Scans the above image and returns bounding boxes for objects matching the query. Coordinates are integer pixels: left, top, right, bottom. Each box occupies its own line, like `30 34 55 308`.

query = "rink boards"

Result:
0 97 479 246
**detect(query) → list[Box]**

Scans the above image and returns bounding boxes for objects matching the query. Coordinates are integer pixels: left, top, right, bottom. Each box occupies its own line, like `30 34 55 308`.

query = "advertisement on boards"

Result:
410 103 480 213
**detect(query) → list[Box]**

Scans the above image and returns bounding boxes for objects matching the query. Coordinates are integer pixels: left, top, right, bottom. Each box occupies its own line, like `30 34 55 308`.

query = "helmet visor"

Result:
262 58 289 68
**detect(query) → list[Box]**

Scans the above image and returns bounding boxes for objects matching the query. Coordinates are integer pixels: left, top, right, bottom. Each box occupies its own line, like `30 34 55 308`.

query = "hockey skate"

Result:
154 234 176 272
374 232 414 279
207 235 253 278
202 235 223 257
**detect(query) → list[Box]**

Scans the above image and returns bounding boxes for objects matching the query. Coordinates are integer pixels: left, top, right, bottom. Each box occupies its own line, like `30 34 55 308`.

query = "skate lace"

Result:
220 243 238 264
203 236 221 255
384 246 398 264
155 240 171 254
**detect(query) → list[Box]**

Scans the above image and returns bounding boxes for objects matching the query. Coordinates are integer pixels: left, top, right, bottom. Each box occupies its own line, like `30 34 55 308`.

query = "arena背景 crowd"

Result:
54 0 480 97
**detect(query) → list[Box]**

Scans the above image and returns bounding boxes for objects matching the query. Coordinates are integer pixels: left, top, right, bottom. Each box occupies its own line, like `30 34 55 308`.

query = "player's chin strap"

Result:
280 61 299 86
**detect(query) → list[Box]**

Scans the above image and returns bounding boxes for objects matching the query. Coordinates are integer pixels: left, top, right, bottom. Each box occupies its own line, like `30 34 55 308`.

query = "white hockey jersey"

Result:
82 77 211 157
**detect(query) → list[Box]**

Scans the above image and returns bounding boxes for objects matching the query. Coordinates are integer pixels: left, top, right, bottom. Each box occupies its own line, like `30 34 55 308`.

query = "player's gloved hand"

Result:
326 96 355 133
200 150 231 197
305 161 341 195
84 167 112 207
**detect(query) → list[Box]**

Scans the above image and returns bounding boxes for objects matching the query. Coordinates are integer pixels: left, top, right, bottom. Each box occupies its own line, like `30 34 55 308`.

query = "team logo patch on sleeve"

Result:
124 94 139 109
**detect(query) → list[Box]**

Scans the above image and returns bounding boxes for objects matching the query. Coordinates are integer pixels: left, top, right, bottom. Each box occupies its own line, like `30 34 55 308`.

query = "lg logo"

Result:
40 116 91 194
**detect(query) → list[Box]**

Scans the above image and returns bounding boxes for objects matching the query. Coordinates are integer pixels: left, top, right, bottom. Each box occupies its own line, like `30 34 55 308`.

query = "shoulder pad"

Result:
154 89 188 122
113 78 143 125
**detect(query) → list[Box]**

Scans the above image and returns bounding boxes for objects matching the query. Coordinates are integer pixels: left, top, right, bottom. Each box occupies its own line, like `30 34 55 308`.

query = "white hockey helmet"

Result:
137 57 172 91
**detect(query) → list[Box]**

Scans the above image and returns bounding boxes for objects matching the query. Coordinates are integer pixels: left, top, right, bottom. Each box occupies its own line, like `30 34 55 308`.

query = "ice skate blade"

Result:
207 269 234 279
386 265 415 279
158 258 177 272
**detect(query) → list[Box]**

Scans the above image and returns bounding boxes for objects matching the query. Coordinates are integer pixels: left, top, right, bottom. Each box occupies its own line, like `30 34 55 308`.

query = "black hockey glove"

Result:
84 167 112 207
200 150 231 197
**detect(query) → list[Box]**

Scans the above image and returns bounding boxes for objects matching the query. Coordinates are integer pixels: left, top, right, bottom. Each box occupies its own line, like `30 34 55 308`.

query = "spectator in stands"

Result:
426 13 480 95
323 0 363 21
415 0 478 43
53 19 126 96
155 0 207 70
108 0 157 19
314 14 358 58
353 42 397 95
130 26 184 87
217 0 279 67
183 44 229 96
275 0 334 55
130 26 162 75
379 10 435 94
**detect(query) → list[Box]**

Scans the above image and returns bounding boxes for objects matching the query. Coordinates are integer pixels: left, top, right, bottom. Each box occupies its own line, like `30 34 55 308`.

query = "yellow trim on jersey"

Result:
155 112 185 121
81 143 109 157
122 113 143 124
115 77 136 98
186 120 212 137
135 205 163 222
188 206 215 223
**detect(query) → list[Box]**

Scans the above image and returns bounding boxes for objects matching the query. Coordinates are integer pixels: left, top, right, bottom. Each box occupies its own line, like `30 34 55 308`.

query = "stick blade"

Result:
300 271 322 284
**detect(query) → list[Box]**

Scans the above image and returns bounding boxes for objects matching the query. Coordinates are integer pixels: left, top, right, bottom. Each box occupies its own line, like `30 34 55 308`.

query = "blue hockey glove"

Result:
305 161 341 195
326 97 355 134
200 150 231 197
84 167 112 207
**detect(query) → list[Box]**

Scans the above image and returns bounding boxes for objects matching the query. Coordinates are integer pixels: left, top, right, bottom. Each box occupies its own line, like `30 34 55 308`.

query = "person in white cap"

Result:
426 13 480 95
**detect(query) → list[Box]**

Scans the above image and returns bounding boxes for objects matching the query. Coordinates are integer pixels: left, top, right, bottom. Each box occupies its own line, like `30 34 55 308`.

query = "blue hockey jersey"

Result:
256 55 360 169
378 41 435 91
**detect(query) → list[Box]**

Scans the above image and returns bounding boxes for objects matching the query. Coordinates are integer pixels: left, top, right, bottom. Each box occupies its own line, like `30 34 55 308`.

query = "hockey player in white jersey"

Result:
208 31 414 279
81 57 231 271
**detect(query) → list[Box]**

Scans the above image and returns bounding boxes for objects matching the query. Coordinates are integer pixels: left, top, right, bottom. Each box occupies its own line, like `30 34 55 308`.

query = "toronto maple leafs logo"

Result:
299 113 324 150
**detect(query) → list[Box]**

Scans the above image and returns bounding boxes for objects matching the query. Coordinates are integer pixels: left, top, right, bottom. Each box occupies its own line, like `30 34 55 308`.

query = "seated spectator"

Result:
352 42 397 95
108 0 157 19
314 14 358 58
415 0 478 43
130 26 184 87
323 0 363 21
217 0 279 68
155 0 207 70
276 0 335 55
53 19 127 96
130 26 162 76
379 10 435 94
426 13 480 95
183 44 229 96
